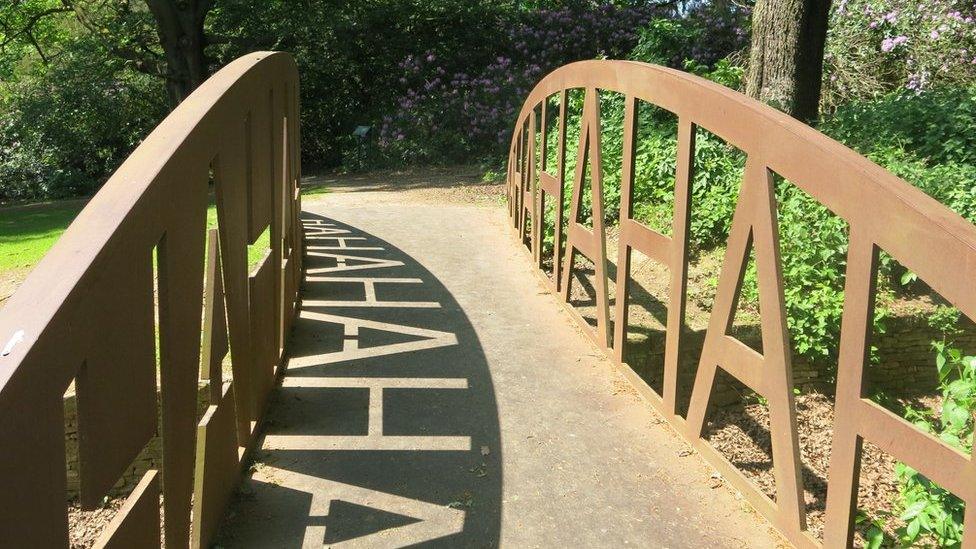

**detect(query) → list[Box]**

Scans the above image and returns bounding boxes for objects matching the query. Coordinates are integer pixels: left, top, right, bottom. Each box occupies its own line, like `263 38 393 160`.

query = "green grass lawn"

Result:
1 199 271 277
0 200 87 272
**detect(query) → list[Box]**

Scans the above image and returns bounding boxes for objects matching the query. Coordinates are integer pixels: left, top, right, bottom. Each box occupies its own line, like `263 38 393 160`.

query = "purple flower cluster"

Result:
882 35 909 52
683 3 751 67
377 3 665 161
830 0 976 95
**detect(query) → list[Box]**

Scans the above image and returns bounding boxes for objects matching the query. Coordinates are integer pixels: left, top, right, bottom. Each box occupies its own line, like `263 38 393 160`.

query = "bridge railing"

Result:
0 52 302 547
507 60 976 548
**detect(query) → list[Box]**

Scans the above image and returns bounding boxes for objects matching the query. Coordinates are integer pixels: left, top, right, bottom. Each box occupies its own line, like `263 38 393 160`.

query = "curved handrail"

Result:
0 52 303 547
506 60 976 548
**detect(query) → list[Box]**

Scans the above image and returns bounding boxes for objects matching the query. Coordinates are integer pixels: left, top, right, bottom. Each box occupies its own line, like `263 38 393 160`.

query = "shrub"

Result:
210 0 517 167
629 1 751 69
627 18 702 67
375 1 752 165
0 37 166 200
890 342 974 546
824 0 976 107
820 86 976 166
377 3 666 163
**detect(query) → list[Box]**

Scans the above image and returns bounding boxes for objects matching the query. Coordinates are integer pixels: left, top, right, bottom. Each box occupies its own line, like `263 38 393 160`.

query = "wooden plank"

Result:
0 377 69 546
156 154 209 548
191 382 240 549
248 87 273 243
612 96 638 363
93 470 161 549
539 171 559 195
213 124 256 445
272 82 287 365
662 117 696 416
76 243 157 508
282 253 296 337
619 219 671 266
200 228 229 404
684 158 807 534
248 251 276 419
558 88 611 348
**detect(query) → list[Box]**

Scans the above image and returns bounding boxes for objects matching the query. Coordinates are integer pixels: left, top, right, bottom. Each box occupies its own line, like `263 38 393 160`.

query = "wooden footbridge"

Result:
1 52 975 548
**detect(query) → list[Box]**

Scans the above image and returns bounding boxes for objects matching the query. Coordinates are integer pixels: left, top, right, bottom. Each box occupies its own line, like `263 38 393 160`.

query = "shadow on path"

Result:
218 213 502 547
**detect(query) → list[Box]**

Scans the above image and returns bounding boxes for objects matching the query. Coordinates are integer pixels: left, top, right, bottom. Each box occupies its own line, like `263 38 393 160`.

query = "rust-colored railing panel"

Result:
507 60 976 548
0 51 303 547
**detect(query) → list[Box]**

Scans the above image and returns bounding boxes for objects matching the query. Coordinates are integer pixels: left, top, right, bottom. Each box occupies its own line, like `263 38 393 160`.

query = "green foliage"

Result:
928 305 963 336
891 343 974 547
0 1 750 197
866 147 976 224
0 0 169 201
857 511 888 549
209 0 519 167
820 86 976 167
0 0 71 78
0 34 167 200
771 185 849 360
683 58 745 90
628 18 699 66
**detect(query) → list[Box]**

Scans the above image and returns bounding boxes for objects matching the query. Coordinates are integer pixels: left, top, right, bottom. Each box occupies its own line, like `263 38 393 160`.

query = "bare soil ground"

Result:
68 501 124 548
0 265 28 309
706 393 900 544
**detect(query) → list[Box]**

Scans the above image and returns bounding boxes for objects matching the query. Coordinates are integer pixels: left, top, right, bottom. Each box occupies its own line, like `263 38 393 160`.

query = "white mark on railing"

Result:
1 330 25 357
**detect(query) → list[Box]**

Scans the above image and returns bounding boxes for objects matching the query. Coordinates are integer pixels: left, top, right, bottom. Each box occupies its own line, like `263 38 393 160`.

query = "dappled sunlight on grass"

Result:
0 200 87 272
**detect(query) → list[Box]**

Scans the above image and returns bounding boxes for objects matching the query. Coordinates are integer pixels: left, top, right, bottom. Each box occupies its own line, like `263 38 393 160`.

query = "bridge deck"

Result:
216 176 783 547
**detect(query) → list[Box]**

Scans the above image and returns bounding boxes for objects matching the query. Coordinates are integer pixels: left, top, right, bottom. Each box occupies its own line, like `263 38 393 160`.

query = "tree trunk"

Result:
745 0 831 123
146 0 212 105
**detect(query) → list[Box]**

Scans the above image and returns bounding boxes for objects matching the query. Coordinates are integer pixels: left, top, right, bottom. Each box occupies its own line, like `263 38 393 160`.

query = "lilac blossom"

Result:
377 2 675 161
882 35 909 52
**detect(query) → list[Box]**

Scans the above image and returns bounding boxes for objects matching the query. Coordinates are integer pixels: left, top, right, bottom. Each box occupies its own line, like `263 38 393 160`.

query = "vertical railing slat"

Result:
822 230 878 547
662 117 695 416
612 95 638 362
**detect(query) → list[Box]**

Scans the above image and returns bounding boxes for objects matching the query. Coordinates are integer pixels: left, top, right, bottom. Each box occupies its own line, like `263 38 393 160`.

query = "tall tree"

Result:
146 0 211 103
745 0 832 122
0 0 214 105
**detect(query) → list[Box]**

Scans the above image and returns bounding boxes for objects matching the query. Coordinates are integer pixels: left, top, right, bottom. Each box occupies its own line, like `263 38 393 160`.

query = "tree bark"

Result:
146 0 212 105
745 0 831 123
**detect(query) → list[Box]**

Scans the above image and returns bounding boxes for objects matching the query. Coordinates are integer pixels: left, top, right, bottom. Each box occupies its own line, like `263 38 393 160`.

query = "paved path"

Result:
218 179 784 548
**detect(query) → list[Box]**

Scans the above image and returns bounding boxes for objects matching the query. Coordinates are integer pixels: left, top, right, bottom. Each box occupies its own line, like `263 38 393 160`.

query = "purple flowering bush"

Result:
824 0 976 107
377 3 669 163
377 53 537 162
377 2 753 164
680 0 751 69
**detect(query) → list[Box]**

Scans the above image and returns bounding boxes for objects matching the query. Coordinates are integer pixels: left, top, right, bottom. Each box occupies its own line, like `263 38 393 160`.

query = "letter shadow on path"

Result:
217 213 502 547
